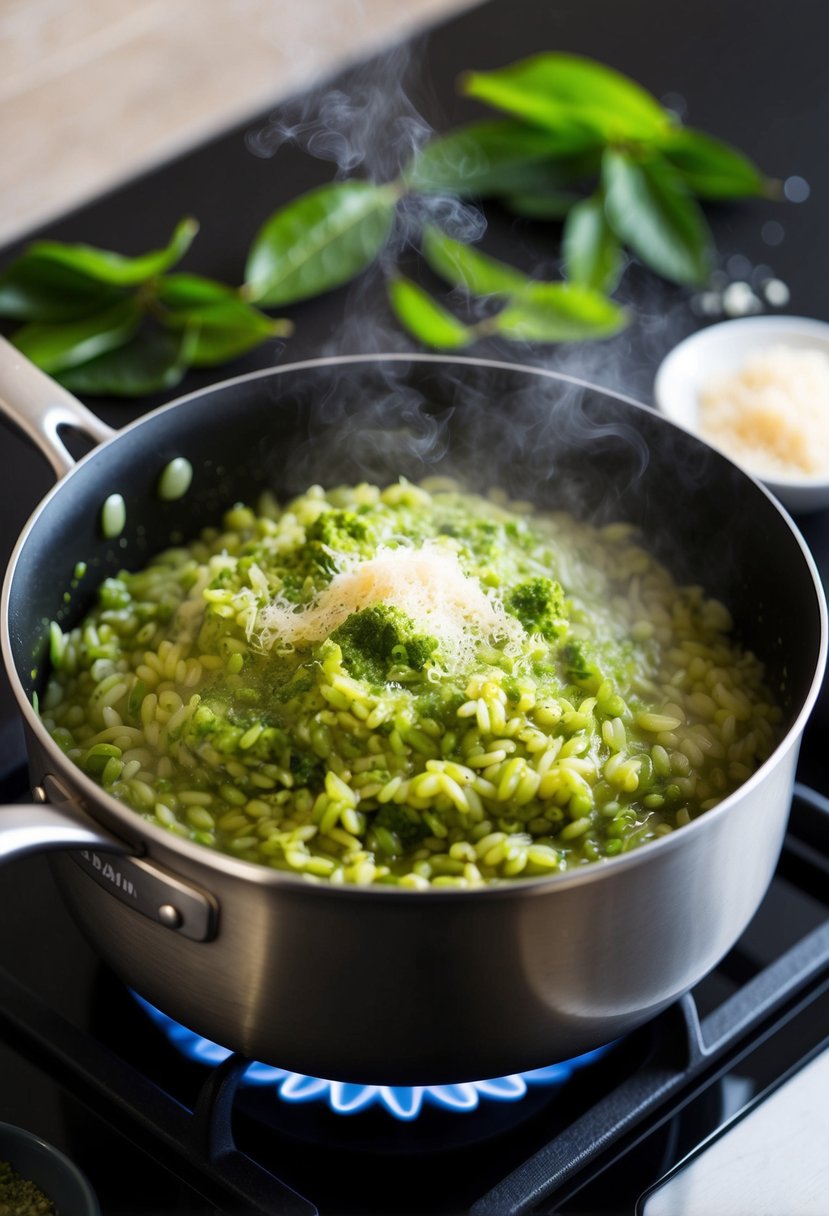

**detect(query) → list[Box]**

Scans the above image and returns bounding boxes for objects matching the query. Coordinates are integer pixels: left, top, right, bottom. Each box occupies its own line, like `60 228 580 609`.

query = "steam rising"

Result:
243 40 716 529
247 43 434 188
245 40 486 284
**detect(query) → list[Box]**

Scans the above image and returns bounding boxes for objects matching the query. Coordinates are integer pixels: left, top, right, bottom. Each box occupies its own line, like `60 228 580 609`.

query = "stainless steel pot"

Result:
1 339 825 1084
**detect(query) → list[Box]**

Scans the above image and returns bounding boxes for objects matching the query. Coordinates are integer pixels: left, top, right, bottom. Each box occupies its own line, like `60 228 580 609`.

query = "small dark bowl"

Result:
0 1122 99 1215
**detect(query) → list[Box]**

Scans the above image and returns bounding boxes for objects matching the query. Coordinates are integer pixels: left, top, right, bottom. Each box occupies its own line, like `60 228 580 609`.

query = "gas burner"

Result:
132 992 612 1121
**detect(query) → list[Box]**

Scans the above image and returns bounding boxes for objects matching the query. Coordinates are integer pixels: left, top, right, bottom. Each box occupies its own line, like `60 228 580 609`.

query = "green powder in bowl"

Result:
0 1159 55 1215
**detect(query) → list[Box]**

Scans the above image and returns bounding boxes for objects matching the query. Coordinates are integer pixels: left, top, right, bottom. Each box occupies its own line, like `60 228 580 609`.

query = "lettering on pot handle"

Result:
80 849 138 897
72 849 218 942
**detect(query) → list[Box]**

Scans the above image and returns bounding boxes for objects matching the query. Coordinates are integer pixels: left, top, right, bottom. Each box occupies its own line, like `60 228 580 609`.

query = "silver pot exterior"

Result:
25 722 797 1085
2 352 825 1085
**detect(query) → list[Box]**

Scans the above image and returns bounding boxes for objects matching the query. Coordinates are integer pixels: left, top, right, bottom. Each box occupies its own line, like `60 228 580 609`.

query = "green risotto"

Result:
41 480 781 888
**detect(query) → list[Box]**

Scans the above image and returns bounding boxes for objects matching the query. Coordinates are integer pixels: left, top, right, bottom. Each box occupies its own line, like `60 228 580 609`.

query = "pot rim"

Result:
3 352 827 900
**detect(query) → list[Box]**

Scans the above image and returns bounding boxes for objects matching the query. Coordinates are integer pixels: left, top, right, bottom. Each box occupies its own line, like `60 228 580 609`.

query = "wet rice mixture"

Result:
41 480 781 888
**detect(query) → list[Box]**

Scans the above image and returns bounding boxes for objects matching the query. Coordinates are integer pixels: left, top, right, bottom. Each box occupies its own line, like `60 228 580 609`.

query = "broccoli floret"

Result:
272 542 340 601
305 509 373 552
275 673 315 702
438 518 501 561
506 577 567 642
268 511 374 604
330 605 438 684
372 803 429 854
396 632 439 672
413 687 467 726
289 750 323 786
185 697 292 762
306 541 340 577
211 721 247 754
560 639 601 690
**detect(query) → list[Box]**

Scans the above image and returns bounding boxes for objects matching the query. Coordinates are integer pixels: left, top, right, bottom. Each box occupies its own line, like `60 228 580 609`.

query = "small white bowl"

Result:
653 315 829 515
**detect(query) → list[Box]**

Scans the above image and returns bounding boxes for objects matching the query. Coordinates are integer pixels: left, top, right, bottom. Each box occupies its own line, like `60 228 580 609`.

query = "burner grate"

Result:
131 990 613 1120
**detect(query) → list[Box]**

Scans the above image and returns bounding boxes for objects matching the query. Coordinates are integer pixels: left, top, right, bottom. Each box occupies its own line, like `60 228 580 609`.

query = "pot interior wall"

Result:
6 358 823 726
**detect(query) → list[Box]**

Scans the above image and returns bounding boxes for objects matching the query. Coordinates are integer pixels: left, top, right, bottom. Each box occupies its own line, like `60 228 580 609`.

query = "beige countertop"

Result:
0 0 477 248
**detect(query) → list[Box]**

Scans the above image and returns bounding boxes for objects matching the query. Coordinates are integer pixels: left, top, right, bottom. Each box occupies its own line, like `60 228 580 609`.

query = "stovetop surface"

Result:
2 1 829 1214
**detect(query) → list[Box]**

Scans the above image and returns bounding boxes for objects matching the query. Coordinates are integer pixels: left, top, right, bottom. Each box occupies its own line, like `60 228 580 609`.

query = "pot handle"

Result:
0 334 115 479
0 780 130 863
2 780 218 941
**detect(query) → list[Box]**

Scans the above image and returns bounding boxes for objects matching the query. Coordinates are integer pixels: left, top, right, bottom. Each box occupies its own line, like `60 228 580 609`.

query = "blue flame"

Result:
133 992 610 1120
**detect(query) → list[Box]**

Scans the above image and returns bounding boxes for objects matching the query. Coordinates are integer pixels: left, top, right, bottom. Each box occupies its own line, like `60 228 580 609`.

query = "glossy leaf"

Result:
0 254 126 321
422 227 528 295
156 272 238 308
602 149 712 286
188 323 288 367
493 282 627 342
163 295 287 333
26 217 198 287
244 180 398 307
173 299 293 367
11 299 142 373
657 126 767 199
562 194 623 292
58 325 196 396
461 54 670 144
157 272 294 361
387 277 475 350
499 190 580 220
406 120 594 195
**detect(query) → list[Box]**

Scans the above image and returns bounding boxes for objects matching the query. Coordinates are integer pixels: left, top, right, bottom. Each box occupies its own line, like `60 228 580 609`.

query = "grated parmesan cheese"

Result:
256 543 522 668
698 344 829 477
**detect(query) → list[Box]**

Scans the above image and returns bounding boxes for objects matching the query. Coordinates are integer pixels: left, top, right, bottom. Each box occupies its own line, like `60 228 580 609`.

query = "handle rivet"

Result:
31 786 47 804
158 903 183 929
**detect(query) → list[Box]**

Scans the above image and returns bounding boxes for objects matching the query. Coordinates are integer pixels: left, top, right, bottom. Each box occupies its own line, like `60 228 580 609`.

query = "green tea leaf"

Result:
602 149 712 286
158 272 295 362
163 296 293 366
462 54 670 144
244 180 398 307
26 217 198 287
493 281 627 342
562 194 622 292
0 254 126 321
499 190 580 219
188 322 289 367
422 227 528 295
657 126 767 199
387 277 475 349
163 295 285 333
159 278 286 329
11 299 142 373
58 324 196 396
156 272 238 308
406 120 594 195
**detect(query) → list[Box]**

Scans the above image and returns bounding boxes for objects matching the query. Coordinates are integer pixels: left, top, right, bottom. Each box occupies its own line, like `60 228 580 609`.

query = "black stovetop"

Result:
2 1 829 1214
